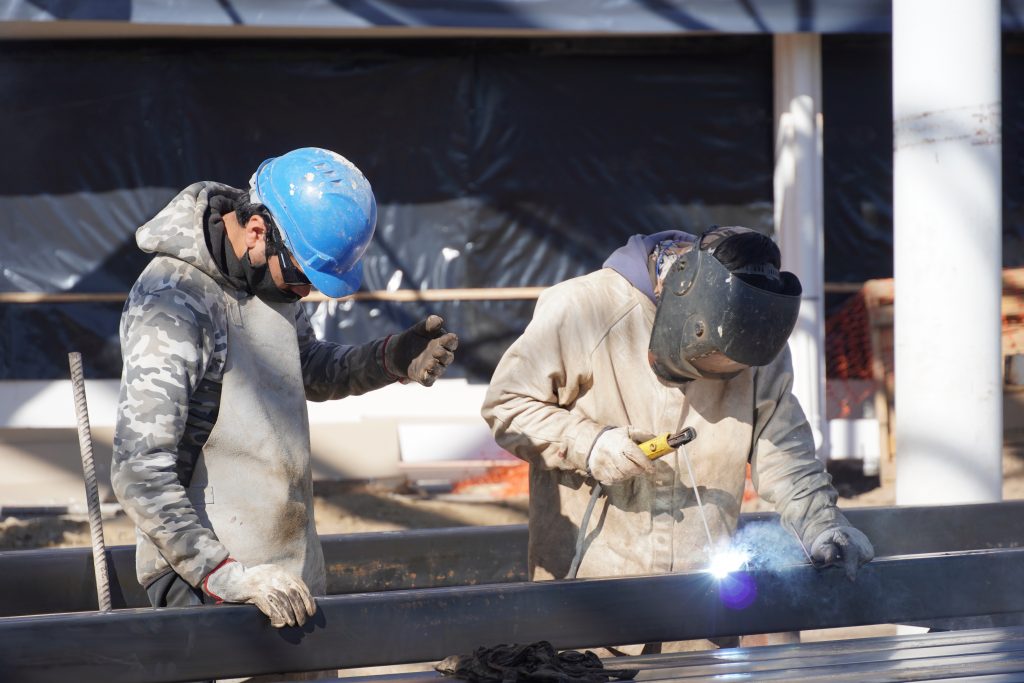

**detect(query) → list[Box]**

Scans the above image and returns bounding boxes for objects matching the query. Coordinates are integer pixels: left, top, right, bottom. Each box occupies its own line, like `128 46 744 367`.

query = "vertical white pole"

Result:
893 0 1003 504
774 33 828 460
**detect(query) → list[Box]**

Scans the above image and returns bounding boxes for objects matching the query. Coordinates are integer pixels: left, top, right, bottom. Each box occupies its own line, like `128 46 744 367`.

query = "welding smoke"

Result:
714 521 806 610
730 521 806 572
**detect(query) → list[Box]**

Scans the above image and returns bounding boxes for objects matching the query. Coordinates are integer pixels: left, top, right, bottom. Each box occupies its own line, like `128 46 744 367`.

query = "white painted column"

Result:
893 0 1003 504
774 33 827 459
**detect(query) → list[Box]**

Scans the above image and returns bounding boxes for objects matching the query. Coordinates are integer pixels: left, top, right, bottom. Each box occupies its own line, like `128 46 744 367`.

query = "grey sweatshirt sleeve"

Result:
111 271 231 587
749 347 850 549
481 284 609 474
294 305 397 401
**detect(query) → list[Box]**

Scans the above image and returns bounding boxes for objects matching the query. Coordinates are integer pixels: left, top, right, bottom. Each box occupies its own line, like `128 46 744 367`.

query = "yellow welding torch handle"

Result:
639 433 674 460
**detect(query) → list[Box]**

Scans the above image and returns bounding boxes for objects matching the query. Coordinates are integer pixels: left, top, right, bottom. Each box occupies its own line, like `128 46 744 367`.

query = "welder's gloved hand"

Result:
203 560 317 628
810 526 875 581
587 427 656 485
386 315 459 386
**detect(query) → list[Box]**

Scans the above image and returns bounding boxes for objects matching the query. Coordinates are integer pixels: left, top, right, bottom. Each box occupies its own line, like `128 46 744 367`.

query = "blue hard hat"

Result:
251 147 377 298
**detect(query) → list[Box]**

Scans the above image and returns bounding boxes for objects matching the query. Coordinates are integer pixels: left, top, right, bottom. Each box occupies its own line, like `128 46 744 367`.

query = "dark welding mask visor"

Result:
648 242 802 382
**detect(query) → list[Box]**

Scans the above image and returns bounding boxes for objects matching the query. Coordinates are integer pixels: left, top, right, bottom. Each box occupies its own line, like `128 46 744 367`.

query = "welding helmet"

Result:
648 228 802 382
251 147 377 298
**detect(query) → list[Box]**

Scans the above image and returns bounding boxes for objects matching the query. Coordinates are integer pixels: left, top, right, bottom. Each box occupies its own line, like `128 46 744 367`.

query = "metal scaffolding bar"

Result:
3 548 1024 683
3 501 1024 618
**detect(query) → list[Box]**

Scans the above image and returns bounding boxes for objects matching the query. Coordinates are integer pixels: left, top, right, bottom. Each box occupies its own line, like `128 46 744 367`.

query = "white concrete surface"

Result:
0 378 501 507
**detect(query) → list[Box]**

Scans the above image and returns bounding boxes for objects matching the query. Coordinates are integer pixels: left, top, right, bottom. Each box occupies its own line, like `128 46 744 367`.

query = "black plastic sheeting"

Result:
0 36 775 381
821 34 896 301
11 0 1024 34
9 0 896 33
4 35 1022 382
820 33 1024 314
1003 35 1024 272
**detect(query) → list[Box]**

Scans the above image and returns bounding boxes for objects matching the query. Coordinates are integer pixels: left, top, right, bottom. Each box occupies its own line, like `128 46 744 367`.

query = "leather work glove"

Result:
203 560 317 628
587 427 656 486
385 315 459 386
810 526 875 581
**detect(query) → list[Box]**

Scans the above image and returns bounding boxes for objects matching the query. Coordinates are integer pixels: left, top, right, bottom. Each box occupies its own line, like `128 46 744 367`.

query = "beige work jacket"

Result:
482 268 848 581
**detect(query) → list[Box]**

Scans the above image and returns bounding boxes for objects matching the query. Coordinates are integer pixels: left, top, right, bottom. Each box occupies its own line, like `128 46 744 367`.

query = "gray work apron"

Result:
187 290 326 595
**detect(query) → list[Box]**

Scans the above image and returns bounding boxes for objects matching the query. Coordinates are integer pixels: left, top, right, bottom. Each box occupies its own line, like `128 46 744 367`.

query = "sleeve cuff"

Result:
797 508 851 549
565 420 610 473
183 547 232 590
380 335 407 384
201 557 237 603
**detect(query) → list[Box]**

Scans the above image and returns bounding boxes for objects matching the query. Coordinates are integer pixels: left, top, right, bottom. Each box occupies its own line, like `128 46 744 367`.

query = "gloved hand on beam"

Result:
203 559 317 628
810 526 875 581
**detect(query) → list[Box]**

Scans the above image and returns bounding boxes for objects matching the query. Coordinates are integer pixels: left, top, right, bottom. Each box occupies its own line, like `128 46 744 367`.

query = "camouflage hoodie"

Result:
112 181 394 590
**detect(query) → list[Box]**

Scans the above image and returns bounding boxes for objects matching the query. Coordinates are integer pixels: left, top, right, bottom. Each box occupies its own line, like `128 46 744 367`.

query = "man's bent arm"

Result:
112 284 230 587
294 306 395 401
749 347 849 549
481 286 607 474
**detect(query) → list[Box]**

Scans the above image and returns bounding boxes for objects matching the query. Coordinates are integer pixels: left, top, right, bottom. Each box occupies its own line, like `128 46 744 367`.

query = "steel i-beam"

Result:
2 547 1024 683
3 501 1023 618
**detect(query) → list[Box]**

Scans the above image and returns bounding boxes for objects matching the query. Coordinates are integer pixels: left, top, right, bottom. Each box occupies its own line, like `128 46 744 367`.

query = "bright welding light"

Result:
707 549 750 579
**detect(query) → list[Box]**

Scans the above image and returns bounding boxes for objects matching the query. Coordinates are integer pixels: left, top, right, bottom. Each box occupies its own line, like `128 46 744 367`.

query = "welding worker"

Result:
112 148 458 640
481 226 873 653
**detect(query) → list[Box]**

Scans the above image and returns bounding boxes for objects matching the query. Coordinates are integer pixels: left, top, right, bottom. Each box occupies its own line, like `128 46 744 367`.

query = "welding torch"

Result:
638 426 697 460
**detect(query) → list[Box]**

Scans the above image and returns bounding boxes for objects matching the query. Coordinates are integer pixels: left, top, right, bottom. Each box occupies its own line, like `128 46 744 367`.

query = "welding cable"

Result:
567 426 616 579
567 483 604 579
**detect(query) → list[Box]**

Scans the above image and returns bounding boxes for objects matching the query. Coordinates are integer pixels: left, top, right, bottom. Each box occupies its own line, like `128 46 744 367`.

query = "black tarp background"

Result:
2 34 1021 381
10 0 898 33
1003 35 1024 271
0 36 775 381
821 33 1024 314
822 35 896 291
12 0 1024 34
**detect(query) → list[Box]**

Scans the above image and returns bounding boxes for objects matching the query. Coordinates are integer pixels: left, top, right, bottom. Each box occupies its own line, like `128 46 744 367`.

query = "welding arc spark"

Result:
707 549 757 610
707 549 750 579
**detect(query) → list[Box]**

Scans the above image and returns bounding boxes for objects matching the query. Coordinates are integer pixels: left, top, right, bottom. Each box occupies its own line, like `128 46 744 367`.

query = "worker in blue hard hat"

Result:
248 146 377 300
111 147 458 645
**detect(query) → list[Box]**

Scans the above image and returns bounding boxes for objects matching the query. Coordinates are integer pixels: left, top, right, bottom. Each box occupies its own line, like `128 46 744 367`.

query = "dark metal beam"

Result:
821 501 1024 555
321 523 526 593
3 548 1024 683
596 629 1024 682
0 524 529 616
0 544 144 615
331 626 1024 682
3 501 1024 618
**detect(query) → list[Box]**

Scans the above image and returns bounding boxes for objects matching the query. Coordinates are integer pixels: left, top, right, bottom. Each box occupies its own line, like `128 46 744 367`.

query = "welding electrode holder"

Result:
639 426 698 460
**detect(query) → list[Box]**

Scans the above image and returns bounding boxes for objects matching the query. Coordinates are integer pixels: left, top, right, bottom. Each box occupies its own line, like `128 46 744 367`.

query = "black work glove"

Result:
810 526 875 581
384 315 458 386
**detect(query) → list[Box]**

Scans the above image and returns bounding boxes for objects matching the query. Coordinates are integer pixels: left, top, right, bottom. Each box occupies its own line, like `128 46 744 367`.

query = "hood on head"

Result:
135 182 242 287
603 230 695 303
